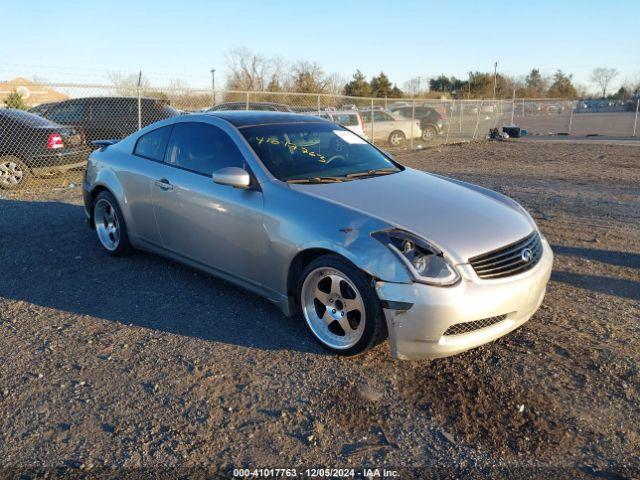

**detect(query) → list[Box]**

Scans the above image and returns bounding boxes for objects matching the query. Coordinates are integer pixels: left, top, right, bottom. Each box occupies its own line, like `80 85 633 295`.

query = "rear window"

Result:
1 109 55 127
47 102 85 124
134 125 173 161
332 113 359 126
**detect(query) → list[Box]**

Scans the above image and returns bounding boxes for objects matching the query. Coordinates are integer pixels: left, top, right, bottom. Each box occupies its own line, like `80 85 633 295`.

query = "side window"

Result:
373 111 391 122
133 125 173 161
165 122 244 175
47 102 85 123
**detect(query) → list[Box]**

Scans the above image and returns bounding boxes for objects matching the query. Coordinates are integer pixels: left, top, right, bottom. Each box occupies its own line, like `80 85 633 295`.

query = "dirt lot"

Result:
1 140 639 479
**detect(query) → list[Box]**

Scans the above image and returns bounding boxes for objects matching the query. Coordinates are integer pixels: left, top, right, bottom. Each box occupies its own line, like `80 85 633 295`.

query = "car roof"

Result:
205 111 329 127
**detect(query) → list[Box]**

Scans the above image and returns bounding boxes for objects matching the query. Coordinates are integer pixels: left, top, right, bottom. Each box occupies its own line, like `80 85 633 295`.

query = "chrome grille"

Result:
470 232 542 279
443 314 508 336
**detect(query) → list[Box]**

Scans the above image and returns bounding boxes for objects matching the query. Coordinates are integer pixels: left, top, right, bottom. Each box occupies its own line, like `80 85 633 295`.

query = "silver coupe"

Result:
83 112 553 359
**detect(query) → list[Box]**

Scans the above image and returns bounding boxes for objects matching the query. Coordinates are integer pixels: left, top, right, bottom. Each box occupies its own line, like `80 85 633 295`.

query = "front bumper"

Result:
376 237 553 360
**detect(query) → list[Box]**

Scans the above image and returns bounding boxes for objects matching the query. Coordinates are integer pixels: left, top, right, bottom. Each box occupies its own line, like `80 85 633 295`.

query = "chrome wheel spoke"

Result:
337 316 355 335
314 289 331 306
321 309 335 325
342 297 361 313
328 274 343 296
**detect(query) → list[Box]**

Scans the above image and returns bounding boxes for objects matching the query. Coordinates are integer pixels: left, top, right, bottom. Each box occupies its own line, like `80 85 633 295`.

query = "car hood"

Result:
289 168 534 263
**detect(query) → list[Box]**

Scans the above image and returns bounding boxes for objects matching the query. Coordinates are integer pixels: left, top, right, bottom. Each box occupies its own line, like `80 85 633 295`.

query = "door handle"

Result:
154 179 173 191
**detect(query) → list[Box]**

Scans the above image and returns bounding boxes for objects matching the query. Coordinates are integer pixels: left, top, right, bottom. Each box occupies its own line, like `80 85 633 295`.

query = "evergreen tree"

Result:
344 70 372 97
547 70 577 98
370 72 393 98
4 90 28 110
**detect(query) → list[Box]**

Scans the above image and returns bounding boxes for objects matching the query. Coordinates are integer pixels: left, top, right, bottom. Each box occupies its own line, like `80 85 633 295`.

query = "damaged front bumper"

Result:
376 238 553 360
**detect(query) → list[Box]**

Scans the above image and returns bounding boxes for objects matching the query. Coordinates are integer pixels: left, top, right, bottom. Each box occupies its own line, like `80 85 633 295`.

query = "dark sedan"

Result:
207 102 293 112
0 109 90 189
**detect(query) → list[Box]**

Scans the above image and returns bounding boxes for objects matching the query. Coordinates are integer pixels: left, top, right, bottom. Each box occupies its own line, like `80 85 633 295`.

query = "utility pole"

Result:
210 68 216 106
492 62 498 101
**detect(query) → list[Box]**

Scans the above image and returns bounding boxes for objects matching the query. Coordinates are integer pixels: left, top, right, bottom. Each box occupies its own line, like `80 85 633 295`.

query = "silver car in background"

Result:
83 111 553 360
359 109 422 146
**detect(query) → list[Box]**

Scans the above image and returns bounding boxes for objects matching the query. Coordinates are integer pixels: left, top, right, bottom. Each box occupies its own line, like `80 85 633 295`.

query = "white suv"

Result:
310 110 368 138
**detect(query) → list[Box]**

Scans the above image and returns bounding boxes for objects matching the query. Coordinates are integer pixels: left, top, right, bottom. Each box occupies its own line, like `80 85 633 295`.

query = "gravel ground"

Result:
1 140 638 479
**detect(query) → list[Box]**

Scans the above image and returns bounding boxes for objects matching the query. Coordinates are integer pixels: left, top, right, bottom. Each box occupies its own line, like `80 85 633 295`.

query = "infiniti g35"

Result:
83 112 553 359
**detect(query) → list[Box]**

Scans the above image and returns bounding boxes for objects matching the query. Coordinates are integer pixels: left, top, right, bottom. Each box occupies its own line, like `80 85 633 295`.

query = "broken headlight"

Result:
372 229 460 286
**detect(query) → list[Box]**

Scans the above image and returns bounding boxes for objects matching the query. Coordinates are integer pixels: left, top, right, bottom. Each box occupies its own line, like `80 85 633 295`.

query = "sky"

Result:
1 0 639 93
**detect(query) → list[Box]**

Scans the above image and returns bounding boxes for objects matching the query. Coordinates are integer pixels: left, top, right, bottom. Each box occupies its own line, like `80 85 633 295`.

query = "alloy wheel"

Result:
301 267 366 349
94 198 120 251
0 160 24 187
389 132 404 146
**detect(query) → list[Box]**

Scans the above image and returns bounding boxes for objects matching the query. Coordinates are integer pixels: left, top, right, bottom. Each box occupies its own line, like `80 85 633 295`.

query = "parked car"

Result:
359 109 422 146
27 101 57 117
310 110 368 138
31 97 179 143
388 105 443 142
0 109 90 189
208 102 293 112
83 111 553 359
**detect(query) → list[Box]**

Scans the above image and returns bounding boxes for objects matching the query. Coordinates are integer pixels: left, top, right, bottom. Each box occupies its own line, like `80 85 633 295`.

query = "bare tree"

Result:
323 72 347 96
108 71 150 96
590 67 618 97
290 60 326 93
403 76 428 97
225 47 286 91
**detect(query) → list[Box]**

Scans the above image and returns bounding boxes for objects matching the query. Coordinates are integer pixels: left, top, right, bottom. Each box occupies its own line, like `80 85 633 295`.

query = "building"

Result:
0 77 69 107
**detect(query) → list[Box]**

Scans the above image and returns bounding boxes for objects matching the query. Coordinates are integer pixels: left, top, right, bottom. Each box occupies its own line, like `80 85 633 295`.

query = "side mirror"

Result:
212 166 251 189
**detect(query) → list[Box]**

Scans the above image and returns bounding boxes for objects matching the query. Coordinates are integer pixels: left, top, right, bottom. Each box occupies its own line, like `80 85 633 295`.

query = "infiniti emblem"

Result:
521 248 533 263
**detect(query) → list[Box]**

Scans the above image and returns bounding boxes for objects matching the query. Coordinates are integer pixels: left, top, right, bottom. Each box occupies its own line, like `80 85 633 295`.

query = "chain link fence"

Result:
1 80 639 194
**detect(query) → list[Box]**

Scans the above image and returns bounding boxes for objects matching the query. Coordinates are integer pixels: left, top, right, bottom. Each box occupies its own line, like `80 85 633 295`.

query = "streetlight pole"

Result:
210 68 216 106
492 62 498 101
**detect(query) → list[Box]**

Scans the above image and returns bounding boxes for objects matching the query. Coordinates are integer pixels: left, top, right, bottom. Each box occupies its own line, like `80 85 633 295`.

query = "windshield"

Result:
240 122 401 182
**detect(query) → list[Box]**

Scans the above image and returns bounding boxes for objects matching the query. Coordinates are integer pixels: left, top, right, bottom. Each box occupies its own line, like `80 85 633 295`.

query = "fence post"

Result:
136 70 142 131
370 98 374 144
445 101 452 144
510 88 516 125
522 98 525 118
317 94 321 115
459 99 464 134
410 100 415 150
473 100 483 140
568 102 575 135
245 91 250 110
634 98 639 137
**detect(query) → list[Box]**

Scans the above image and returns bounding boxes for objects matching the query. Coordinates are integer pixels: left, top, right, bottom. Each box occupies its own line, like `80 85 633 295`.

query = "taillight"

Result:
47 133 64 149
359 112 366 131
80 129 86 145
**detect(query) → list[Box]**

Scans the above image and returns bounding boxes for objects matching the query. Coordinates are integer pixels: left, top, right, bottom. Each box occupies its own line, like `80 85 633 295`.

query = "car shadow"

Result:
551 271 640 301
552 244 640 269
0 198 326 355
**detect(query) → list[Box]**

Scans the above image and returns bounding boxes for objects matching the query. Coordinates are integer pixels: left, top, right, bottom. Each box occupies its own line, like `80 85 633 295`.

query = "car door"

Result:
124 124 174 246
151 121 266 283
372 111 395 140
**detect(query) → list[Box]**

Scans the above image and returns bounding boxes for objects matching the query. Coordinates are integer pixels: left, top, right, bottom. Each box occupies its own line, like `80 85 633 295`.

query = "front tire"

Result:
297 255 387 356
0 155 30 190
93 190 132 256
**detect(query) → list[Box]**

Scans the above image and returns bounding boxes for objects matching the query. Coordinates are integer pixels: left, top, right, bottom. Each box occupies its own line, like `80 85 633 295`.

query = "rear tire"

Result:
297 254 387 356
422 126 437 142
388 130 406 147
93 190 132 256
0 155 30 190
